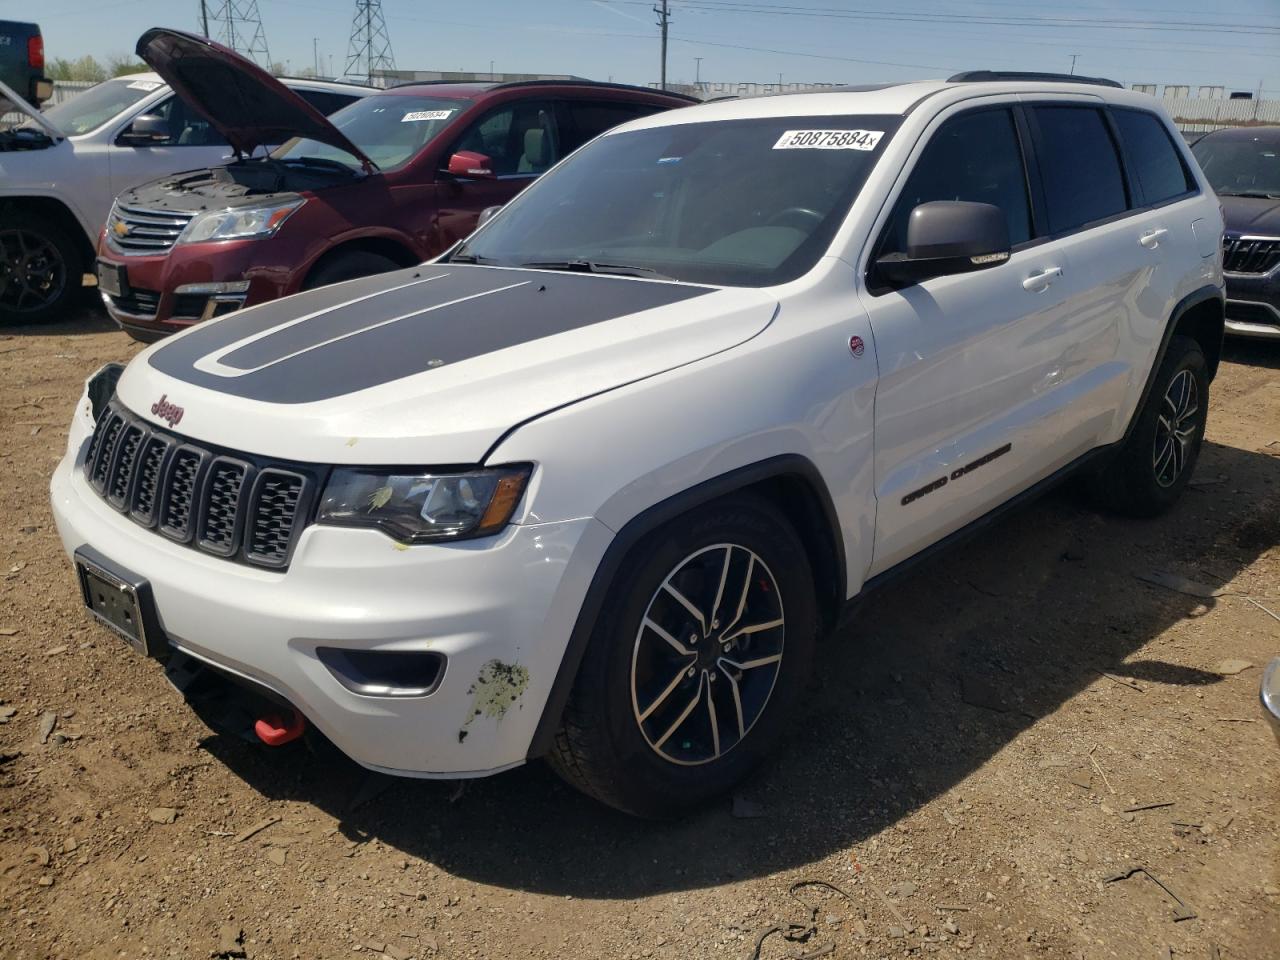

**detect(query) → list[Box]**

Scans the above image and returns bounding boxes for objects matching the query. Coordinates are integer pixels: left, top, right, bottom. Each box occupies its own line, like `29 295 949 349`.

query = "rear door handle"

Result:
1022 266 1062 292
1139 228 1169 249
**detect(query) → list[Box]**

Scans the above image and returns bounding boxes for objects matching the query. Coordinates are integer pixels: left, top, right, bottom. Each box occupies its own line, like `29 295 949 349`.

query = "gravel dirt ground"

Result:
1 306 1278 960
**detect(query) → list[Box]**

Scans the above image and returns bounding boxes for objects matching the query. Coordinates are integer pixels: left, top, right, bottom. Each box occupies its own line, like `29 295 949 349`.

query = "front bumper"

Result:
50 407 610 777
96 236 290 339
1223 269 1280 340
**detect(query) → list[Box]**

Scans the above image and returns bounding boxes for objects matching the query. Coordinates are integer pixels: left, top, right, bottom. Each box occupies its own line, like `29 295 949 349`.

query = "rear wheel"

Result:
1089 334 1208 516
549 495 818 818
303 250 401 290
0 214 84 325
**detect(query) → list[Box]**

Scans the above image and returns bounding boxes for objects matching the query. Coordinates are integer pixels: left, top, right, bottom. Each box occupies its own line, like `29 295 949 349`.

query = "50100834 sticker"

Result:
773 129 884 151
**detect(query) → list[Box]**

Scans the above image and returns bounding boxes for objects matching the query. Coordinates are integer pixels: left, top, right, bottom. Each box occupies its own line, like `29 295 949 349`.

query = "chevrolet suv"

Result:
52 72 1224 817
96 28 695 341
0 67 369 326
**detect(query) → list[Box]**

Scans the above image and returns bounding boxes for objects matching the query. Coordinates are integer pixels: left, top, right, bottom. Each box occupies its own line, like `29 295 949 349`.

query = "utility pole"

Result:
313 37 319 76
200 0 209 37
489 59 494 80
1069 53 1079 75
654 0 670 91
694 56 702 87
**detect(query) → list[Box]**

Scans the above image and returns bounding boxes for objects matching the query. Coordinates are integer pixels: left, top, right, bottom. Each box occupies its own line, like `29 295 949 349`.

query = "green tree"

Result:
106 55 149 77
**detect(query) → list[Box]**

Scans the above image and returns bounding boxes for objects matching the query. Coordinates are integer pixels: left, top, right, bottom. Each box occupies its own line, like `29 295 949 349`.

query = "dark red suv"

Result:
96 28 694 341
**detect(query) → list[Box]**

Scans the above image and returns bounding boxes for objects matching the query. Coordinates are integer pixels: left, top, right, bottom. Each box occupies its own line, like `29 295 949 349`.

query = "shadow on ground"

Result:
193 430 1279 899
4 299 118 337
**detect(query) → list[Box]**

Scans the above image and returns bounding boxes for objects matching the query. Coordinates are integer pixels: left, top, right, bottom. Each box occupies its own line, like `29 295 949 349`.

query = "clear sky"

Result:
29 0 1280 95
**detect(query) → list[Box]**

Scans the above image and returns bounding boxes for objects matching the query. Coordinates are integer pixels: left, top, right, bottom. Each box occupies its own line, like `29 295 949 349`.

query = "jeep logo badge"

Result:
150 394 184 428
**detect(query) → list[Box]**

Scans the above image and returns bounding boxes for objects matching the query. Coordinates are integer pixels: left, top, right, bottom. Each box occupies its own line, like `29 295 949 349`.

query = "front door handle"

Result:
1022 266 1062 292
1139 228 1169 249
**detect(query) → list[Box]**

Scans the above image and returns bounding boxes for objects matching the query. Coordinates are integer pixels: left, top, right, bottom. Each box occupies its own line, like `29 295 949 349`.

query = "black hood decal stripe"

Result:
148 265 714 404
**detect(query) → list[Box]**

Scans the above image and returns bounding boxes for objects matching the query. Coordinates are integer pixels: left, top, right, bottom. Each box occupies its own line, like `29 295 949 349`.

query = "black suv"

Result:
1193 126 1280 340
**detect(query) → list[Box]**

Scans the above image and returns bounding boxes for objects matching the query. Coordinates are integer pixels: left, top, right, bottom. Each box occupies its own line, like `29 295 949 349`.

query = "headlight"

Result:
179 199 304 244
317 465 532 543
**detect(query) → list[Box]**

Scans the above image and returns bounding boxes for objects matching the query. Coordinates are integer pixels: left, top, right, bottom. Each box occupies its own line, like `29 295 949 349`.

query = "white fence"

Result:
1161 97 1280 133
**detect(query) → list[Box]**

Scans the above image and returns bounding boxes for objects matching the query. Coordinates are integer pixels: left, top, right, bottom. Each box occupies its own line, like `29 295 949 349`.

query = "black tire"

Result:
548 494 818 818
0 213 84 325
1089 335 1208 517
303 250 401 290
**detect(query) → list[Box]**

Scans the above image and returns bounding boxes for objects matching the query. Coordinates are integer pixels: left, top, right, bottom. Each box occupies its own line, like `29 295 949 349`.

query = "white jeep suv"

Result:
51 72 1224 817
0 73 369 325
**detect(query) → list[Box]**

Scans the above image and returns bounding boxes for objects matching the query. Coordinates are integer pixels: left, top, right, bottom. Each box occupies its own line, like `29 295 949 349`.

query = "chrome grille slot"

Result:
246 470 307 568
131 435 172 526
89 413 125 492
107 204 195 254
106 423 145 508
198 458 251 556
1223 236 1280 275
158 446 207 543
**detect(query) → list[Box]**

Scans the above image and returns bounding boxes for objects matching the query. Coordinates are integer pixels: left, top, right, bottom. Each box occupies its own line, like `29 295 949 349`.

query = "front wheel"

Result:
1089 334 1208 517
549 495 818 818
0 214 84 325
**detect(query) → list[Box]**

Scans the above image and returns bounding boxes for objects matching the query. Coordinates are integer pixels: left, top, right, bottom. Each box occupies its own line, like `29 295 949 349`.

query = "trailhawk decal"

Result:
147 265 714 404
900 443 1012 506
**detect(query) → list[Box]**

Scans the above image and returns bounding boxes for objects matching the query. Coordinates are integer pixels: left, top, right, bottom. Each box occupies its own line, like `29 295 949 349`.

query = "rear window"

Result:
1113 108 1195 205
1032 106 1128 234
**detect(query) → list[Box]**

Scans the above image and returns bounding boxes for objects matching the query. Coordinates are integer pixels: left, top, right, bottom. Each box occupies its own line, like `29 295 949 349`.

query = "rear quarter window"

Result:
1031 106 1129 234
1112 108 1196 205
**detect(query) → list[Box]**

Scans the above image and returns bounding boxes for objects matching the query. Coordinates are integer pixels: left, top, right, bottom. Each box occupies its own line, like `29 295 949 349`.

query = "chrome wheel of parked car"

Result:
631 543 785 766
1153 369 1198 488
0 228 66 316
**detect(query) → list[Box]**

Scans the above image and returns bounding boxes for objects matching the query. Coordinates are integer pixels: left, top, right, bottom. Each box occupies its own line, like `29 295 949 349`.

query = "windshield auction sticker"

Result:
126 80 163 92
773 129 883 150
401 110 455 122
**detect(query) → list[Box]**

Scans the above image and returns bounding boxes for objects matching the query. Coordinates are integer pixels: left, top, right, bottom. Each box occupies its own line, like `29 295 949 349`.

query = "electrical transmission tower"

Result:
344 0 396 86
199 1 272 70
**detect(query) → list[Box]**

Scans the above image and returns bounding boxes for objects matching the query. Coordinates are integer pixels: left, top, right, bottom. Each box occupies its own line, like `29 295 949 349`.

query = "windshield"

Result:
37 77 165 135
274 94 466 171
452 114 899 287
1192 134 1280 198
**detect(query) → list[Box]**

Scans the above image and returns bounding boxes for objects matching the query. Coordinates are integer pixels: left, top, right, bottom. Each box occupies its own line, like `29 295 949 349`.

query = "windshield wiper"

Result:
518 259 675 281
280 156 360 176
1217 189 1280 199
447 252 495 264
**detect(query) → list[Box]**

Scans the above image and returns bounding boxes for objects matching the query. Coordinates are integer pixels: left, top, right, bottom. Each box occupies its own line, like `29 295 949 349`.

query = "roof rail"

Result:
486 78 700 102
947 70 1122 89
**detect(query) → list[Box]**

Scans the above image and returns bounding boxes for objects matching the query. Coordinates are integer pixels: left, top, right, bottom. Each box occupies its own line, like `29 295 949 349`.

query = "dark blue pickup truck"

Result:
0 20 51 105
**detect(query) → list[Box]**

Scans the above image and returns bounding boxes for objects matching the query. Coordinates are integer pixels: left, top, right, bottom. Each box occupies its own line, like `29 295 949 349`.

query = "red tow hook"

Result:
253 709 306 746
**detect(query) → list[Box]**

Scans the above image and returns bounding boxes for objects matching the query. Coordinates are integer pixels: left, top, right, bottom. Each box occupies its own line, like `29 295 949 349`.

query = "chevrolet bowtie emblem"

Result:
113 220 130 237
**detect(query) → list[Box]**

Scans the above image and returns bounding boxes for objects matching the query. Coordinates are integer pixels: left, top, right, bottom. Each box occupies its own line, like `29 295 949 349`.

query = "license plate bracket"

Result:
74 547 167 659
95 260 127 299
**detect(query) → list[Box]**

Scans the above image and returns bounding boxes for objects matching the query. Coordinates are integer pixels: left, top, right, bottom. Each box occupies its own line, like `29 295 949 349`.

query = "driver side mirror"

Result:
876 201 1010 287
446 150 496 180
118 114 171 146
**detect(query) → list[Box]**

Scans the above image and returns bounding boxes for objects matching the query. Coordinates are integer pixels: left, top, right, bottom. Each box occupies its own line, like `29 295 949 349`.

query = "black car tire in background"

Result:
303 250 402 291
0 212 84 326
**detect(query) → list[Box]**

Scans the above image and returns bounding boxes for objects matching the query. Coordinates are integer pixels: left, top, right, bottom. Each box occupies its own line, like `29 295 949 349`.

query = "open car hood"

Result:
0 78 64 140
135 27 374 169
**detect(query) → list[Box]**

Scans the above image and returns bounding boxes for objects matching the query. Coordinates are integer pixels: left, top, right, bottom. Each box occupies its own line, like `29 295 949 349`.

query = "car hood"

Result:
1219 194 1280 235
135 27 373 169
118 265 778 464
0 78 64 140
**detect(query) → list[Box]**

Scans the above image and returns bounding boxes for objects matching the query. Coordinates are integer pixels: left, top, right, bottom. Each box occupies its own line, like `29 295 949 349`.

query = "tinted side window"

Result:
1112 108 1195 205
1031 106 1127 232
453 99 560 176
563 101 661 152
295 90 360 116
881 108 1032 254
149 95 228 147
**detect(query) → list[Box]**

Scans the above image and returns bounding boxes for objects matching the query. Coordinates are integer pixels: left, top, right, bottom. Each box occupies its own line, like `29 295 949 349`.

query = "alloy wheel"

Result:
630 543 785 766
1152 368 1199 488
0 229 67 314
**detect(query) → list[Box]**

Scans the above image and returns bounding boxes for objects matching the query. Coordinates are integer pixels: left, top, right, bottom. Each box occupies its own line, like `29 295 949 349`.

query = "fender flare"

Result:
1121 283 1224 443
525 453 844 759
